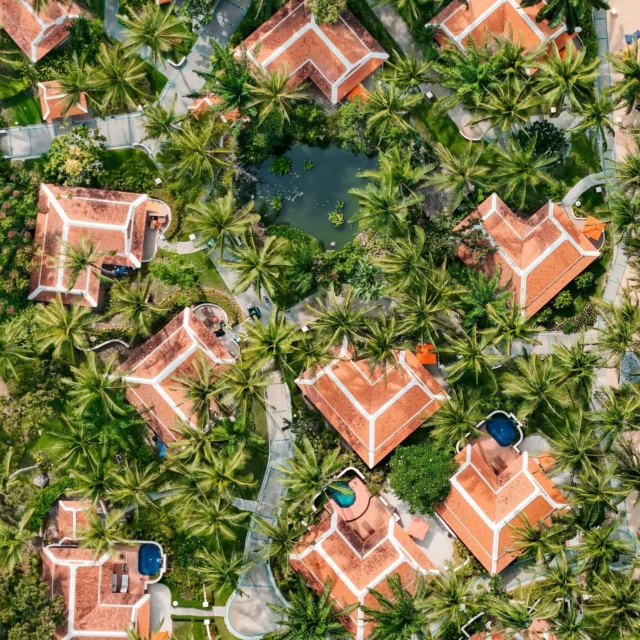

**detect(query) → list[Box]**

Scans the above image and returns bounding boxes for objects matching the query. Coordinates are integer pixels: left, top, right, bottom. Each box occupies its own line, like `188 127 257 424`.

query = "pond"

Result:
252 144 378 249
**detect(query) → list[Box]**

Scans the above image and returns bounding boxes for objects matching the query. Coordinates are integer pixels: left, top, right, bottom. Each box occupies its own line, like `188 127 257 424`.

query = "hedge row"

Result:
26 477 76 533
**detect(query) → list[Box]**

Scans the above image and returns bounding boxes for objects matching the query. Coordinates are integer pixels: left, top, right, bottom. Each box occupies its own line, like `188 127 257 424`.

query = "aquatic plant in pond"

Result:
270 196 283 212
270 156 292 176
253 144 378 248
304 161 314 170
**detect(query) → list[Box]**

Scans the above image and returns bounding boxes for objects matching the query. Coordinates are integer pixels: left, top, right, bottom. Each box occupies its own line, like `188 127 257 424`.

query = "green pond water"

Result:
252 144 378 248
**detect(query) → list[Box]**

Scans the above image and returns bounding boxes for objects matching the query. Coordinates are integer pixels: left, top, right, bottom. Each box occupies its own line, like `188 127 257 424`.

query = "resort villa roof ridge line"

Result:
236 0 388 104
456 193 601 316
38 81 89 122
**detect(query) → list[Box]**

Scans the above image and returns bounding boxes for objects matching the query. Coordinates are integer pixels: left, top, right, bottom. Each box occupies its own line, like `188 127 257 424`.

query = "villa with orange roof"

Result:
29 184 170 307
42 500 166 640
428 0 579 54
436 437 566 574
291 476 439 640
456 193 601 317
120 308 235 444
0 0 82 62
187 94 247 123
236 0 388 104
37 81 89 123
296 340 447 468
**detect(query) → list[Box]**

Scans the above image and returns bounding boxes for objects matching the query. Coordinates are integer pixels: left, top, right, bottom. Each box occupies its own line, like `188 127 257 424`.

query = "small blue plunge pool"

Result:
328 481 356 508
485 414 518 447
138 544 162 576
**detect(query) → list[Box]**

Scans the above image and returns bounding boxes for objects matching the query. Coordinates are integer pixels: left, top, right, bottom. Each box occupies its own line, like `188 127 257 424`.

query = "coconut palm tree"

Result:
52 52 91 115
0 322 31 381
545 413 600 483
79 509 125 558
0 510 34 575
180 495 248 541
365 79 421 139
508 513 563 568
265 578 358 640
109 461 161 516
596 289 640 366
0 449 21 504
197 445 256 500
121 2 189 68
576 517 634 576
591 384 640 450
426 142 489 209
141 98 184 142
166 420 230 466
206 41 253 114
420 568 477 631
552 337 603 404
186 194 259 259
47 417 99 469
534 551 585 609
71 458 115 510
588 571 640 635
613 152 640 196
361 312 407 374
484 596 533 639
441 326 502 390
522 0 608 34
491 135 557 210
493 34 545 80
502 354 569 420
171 352 218 428
358 148 434 197
56 233 116 290
396 286 458 345
194 547 251 600
36 295 93 363
614 437 640 501
459 269 511 331
248 66 309 126
607 38 640 113
291 336 334 375
166 116 231 181
109 273 162 338
471 80 539 136
364 573 431 640
487 302 540 357
308 285 370 349
276 437 346 510
244 307 299 373
535 41 599 110
564 462 627 514
349 176 422 239
383 50 433 89
428 388 484 449
65 353 129 419
91 43 149 114
214 357 272 415
94 411 141 459
571 95 616 150
226 232 290 299
602 193 640 240
253 508 308 574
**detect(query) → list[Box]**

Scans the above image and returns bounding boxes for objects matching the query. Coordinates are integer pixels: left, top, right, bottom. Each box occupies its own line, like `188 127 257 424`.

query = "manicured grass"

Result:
101 147 158 172
145 62 169 97
577 185 606 216
216 617 240 640
1 88 42 126
180 251 231 292
413 99 468 156
555 133 602 188
0 76 30 101
172 620 207 640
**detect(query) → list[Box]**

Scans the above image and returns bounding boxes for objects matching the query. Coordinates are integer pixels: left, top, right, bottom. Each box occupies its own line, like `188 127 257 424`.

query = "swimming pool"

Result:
328 481 356 508
485 414 518 447
138 544 162 576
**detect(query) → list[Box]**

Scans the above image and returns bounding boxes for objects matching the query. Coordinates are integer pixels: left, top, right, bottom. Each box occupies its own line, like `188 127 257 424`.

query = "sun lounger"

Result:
120 574 129 593
112 574 118 593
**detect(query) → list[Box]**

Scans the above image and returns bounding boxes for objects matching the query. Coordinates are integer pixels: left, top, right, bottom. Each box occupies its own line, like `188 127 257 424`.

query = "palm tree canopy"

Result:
248 65 309 126
109 273 162 338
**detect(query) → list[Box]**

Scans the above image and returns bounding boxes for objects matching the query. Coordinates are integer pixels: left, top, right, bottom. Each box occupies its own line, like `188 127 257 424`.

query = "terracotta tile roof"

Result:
428 0 578 54
296 341 447 467
236 0 388 104
28 184 161 307
582 216 606 241
37 81 88 122
455 194 600 317
57 500 91 540
187 94 246 123
291 489 438 640
435 438 566 574
120 308 235 443
0 0 82 62
42 501 165 640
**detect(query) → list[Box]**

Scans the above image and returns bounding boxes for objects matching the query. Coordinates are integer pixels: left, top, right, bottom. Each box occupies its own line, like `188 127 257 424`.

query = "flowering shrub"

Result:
0 155 38 318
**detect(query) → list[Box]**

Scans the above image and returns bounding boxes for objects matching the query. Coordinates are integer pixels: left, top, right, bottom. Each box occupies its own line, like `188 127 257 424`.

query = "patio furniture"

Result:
120 574 129 593
407 517 430 541
112 574 118 593
625 30 640 44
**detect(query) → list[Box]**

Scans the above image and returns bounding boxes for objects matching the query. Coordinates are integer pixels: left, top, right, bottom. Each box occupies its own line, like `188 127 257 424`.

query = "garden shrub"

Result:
534 307 553 325
516 121 568 160
332 98 373 155
26 477 76 532
160 286 243 325
237 111 284 165
287 103 330 146
347 258 384 301
310 0 347 24
388 441 457 515
553 290 574 310
575 271 595 290
104 157 156 193
91 326 133 343
150 250 199 288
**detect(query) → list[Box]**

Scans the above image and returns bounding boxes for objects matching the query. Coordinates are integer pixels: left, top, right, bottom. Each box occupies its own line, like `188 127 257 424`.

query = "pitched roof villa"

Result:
0 0 81 62
37 81 88 122
236 0 388 104
29 184 170 307
42 500 166 640
120 308 235 444
436 437 565 574
291 477 438 640
296 341 447 467
428 0 579 53
187 94 245 123
456 194 601 317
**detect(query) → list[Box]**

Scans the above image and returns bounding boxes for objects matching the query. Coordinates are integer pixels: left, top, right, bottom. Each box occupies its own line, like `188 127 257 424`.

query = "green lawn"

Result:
1 88 42 126
215 617 240 640
413 99 468 156
555 133 602 188
101 147 158 172
179 251 231 292
145 62 169 97
576 185 606 216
